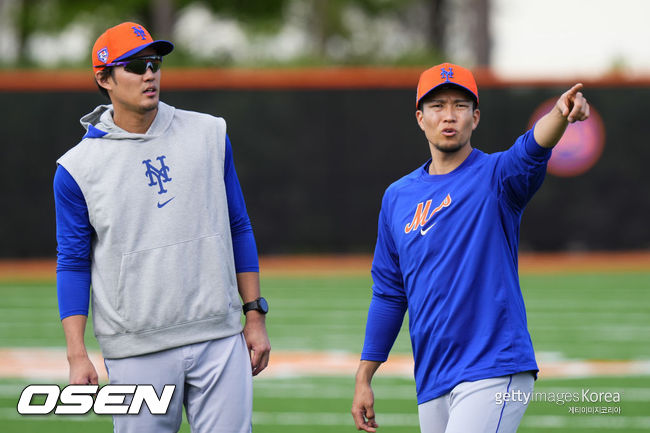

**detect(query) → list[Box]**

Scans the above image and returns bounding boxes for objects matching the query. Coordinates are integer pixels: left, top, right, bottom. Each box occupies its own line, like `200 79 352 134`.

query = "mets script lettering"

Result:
404 194 452 234
143 156 172 194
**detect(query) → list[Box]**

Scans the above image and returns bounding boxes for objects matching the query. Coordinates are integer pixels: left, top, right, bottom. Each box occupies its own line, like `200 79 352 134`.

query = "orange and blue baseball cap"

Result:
416 63 479 108
92 22 173 70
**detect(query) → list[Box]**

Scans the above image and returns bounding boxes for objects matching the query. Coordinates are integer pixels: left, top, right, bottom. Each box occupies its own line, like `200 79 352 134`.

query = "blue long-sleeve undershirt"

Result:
361 292 407 362
360 129 549 404
54 134 259 320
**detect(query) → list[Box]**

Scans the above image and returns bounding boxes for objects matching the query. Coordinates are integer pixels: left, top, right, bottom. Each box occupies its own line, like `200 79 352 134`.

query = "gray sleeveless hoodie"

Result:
58 102 242 359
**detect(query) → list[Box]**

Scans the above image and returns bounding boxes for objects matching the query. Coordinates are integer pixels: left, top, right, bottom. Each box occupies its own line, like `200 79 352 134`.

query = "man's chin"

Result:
140 100 159 113
434 142 465 154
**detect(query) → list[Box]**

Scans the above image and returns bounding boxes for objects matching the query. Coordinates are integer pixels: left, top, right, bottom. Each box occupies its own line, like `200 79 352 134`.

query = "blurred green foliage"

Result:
4 0 437 68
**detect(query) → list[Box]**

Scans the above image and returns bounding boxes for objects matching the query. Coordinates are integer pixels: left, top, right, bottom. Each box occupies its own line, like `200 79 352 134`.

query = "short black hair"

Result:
95 67 114 100
417 84 477 112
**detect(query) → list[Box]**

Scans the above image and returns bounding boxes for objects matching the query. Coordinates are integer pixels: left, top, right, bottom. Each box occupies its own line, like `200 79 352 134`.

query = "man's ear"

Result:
415 109 425 131
95 70 113 92
472 108 480 130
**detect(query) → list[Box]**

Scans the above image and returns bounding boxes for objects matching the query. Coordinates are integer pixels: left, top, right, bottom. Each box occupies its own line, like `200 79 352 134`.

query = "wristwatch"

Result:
242 297 269 315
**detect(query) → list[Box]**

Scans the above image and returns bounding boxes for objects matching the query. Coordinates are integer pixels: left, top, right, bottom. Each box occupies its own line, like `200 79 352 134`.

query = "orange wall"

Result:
2 67 649 91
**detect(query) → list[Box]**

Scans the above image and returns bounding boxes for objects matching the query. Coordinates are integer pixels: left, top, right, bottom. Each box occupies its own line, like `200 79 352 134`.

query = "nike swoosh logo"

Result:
157 197 175 208
420 222 437 236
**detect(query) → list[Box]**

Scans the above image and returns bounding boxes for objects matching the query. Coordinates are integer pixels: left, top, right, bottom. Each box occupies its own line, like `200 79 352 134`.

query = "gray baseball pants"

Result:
418 371 535 433
104 333 252 433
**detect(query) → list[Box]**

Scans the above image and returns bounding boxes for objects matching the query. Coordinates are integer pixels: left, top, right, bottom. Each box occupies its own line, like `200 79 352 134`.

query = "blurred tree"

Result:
473 0 489 65
8 0 452 66
15 0 29 64
13 0 152 64
194 0 288 22
429 0 447 57
150 0 174 38
10 0 289 63
305 0 428 57
15 0 43 64
444 0 491 67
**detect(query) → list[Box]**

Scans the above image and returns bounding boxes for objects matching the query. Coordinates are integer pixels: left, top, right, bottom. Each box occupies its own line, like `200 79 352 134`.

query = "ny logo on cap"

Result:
132 26 147 40
440 67 453 82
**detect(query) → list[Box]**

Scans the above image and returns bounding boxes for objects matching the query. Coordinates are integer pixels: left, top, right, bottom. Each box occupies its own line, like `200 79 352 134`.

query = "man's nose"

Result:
442 105 456 120
143 65 155 78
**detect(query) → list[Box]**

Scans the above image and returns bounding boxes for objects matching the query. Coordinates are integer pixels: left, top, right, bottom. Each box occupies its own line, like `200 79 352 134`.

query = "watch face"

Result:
258 297 269 314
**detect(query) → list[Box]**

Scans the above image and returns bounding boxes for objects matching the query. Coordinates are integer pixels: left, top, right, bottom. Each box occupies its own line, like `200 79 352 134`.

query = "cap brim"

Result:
114 40 174 62
148 40 174 56
418 82 478 107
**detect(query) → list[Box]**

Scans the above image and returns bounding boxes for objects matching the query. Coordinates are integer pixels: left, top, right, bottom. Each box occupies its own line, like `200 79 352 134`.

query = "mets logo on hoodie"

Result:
142 155 175 209
404 194 452 235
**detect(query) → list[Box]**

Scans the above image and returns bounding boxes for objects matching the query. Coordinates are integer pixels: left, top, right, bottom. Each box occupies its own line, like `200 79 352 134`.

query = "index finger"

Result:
566 83 584 98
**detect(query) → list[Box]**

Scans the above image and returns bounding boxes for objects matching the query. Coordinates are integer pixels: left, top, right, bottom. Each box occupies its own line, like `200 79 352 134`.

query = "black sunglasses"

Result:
108 55 163 74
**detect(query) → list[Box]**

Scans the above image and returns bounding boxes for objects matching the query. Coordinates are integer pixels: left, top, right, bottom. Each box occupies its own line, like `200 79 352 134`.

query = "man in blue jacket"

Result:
351 63 589 433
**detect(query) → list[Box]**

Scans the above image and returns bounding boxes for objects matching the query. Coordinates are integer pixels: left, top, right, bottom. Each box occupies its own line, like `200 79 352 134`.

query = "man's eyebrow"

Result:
427 98 472 103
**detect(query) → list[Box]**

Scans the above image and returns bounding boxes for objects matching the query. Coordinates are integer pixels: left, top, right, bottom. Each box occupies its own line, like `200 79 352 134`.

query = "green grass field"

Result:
1 271 649 432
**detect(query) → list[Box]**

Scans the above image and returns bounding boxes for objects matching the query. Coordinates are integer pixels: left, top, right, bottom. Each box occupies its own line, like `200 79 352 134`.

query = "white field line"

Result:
1 348 650 381
1 409 650 429
0 408 104 422
2 382 650 402
522 415 650 429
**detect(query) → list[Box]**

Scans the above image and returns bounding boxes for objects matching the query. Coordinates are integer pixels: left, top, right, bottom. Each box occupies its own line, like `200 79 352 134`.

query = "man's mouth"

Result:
143 87 157 96
441 128 457 137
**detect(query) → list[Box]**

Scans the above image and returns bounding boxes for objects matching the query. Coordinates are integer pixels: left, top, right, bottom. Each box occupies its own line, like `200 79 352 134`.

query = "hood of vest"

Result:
79 101 175 141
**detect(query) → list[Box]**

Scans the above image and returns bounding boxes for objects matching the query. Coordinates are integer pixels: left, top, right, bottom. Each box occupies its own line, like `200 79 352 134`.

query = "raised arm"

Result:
534 83 590 149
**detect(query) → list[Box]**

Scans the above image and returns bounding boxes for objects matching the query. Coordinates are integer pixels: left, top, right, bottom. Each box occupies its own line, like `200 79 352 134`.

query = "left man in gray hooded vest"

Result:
53 21 270 432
